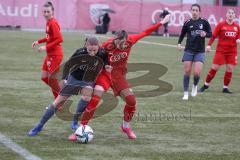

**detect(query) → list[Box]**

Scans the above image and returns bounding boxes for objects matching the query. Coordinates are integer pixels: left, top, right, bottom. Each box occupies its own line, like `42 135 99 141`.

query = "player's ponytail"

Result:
44 1 54 11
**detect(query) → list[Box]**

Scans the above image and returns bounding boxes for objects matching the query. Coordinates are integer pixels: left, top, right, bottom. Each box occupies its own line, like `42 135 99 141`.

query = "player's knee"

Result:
94 85 105 97
125 95 136 107
41 77 48 84
226 65 234 72
184 70 191 75
81 95 91 102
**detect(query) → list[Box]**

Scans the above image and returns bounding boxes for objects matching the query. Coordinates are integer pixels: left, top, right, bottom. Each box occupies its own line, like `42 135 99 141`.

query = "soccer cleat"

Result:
28 124 43 136
71 121 79 131
68 133 77 141
199 85 209 93
222 88 232 94
121 125 136 139
191 85 198 97
182 92 189 100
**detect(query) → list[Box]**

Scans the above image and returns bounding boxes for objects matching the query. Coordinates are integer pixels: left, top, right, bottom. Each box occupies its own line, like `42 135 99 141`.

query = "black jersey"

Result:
62 47 109 82
178 18 212 54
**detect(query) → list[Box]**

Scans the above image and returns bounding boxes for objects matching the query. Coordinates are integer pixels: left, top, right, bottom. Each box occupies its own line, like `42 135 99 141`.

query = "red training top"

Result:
38 17 64 56
102 22 162 78
208 20 240 54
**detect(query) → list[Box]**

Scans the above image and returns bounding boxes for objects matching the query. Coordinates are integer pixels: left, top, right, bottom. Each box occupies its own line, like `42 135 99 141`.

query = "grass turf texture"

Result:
0 30 240 160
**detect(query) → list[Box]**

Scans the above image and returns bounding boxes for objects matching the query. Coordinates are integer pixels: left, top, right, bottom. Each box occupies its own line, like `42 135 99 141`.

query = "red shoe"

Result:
68 133 77 141
121 125 136 139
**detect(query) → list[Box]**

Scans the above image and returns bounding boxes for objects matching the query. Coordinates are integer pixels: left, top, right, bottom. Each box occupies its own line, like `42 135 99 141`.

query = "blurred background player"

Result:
199 9 240 94
28 37 111 136
32 2 64 99
160 7 170 37
102 13 111 34
177 4 212 100
68 14 171 141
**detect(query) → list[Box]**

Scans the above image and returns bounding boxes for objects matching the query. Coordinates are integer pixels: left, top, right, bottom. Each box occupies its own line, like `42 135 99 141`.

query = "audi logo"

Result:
152 9 191 27
225 31 237 37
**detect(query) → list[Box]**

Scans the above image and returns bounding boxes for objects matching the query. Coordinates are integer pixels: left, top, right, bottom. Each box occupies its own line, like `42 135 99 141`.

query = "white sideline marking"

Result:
97 35 177 48
0 132 42 160
97 35 216 52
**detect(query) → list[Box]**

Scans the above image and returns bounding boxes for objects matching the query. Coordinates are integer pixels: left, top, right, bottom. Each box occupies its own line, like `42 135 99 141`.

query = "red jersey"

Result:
38 17 63 56
208 20 240 54
102 22 162 78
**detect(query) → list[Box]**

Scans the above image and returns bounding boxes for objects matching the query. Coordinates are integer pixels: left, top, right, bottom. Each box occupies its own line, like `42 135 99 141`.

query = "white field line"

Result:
97 34 216 52
0 132 42 160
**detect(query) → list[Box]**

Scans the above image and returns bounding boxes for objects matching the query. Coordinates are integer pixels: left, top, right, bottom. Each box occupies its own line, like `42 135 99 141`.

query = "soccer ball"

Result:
75 125 94 144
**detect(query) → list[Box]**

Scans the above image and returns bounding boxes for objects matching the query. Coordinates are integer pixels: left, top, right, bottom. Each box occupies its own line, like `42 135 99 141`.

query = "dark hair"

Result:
85 36 99 46
115 30 128 40
191 3 201 12
44 1 54 11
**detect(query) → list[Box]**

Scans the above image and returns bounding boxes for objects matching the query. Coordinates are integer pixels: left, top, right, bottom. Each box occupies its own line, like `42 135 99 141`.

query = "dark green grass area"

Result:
0 30 240 160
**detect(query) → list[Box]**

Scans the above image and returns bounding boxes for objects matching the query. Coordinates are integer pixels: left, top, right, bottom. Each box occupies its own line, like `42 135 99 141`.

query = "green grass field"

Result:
1 30 240 160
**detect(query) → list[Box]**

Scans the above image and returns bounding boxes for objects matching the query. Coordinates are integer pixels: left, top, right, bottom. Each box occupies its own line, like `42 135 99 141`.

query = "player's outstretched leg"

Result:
28 104 57 136
28 96 67 136
120 89 137 139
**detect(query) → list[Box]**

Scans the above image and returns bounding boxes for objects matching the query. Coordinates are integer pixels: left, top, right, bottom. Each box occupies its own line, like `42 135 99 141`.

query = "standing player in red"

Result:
32 2 64 99
68 15 171 141
199 9 240 93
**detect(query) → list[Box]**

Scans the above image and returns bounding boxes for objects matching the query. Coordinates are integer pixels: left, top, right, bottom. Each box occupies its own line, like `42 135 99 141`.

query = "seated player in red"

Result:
32 2 64 99
68 14 171 141
200 9 240 93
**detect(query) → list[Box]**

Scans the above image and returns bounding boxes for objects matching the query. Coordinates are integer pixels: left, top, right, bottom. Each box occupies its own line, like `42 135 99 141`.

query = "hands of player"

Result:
200 31 207 37
32 41 39 48
38 46 46 52
160 14 171 25
205 45 211 53
105 65 113 72
177 44 183 51
236 39 240 44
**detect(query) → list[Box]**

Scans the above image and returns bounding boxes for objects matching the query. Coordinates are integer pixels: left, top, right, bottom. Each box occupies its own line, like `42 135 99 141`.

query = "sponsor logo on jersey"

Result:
109 52 128 63
225 31 237 37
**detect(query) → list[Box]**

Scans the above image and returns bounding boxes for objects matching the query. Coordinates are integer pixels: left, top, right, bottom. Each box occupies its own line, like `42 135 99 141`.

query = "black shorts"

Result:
60 75 94 96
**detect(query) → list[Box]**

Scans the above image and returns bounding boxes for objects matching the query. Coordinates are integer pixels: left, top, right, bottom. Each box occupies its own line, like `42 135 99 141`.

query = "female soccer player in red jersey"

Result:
199 9 240 93
32 2 64 99
68 15 171 141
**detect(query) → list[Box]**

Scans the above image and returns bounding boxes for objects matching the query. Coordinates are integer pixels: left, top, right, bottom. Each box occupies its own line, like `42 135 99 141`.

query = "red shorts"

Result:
213 53 238 65
42 55 63 73
95 70 130 96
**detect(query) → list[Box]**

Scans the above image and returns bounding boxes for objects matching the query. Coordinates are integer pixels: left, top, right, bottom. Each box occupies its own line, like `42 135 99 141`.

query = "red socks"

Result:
205 68 217 84
224 71 232 87
41 77 49 85
48 79 60 99
123 95 136 122
81 95 101 125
